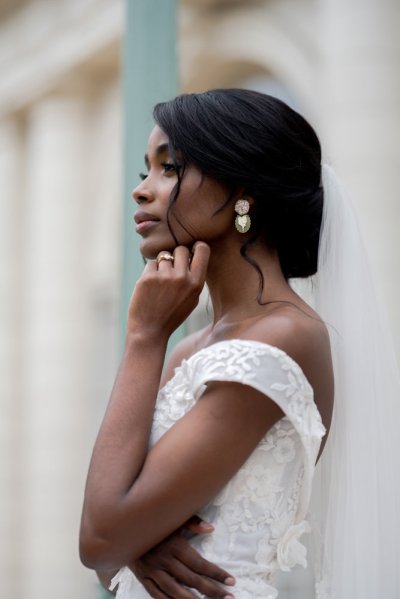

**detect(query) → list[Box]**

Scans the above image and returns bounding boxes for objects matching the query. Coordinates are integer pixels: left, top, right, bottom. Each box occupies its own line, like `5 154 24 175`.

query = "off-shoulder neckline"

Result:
179 338 313 392
159 338 328 439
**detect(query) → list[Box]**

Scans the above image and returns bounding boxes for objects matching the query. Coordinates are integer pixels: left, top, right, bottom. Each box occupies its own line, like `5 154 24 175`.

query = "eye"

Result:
139 172 148 181
161 162 177 174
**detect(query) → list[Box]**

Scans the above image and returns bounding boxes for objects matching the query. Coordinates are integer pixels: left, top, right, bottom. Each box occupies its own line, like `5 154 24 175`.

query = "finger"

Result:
173 246 191 275
170 562 234 598
189 241 210 281
142 259 158 274
184 517 214 534
176 543 235 586
152 570 199 599
140 577 173 599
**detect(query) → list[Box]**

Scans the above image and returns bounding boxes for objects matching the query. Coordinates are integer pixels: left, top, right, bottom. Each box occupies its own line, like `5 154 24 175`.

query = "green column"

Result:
120 0 184 353
100 9 181 599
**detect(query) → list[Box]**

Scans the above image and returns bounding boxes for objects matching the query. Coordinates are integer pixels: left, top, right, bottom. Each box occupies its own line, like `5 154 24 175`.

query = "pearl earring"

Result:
234 199 251 233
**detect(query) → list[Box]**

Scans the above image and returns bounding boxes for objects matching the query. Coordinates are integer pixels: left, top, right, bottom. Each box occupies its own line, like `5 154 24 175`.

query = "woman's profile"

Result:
79 89 400 598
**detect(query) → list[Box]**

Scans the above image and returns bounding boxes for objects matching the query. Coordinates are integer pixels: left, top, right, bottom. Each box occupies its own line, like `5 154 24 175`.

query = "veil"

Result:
302 165 400 598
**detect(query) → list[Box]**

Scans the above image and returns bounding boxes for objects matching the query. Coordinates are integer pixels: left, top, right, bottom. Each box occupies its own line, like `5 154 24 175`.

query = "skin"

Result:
80 126 334 598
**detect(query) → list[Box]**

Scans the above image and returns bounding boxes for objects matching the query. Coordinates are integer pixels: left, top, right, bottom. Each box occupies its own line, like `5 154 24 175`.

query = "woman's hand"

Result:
128 242 210 340
129 518 235 599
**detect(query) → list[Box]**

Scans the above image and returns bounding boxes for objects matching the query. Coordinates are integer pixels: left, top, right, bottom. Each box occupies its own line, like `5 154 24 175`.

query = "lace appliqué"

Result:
269 350 326 439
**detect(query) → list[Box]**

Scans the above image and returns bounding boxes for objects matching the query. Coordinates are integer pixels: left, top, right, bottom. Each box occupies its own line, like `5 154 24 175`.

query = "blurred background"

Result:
0 0 399 597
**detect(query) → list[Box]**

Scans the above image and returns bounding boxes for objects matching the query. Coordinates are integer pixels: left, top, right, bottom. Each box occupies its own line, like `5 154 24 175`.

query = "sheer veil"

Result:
303 165 400 598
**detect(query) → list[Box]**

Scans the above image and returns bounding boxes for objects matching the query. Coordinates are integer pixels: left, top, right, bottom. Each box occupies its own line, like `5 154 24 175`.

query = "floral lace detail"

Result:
115 340 325 599
223 575 279 599
276 519 311 571
269 352 326 439
153 360 195 427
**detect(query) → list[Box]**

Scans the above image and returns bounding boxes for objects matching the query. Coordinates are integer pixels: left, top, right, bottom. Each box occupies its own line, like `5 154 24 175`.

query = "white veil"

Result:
305 165 400 598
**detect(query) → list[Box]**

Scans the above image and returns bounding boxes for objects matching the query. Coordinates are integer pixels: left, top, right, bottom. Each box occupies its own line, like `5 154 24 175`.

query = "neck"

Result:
205 237 295 327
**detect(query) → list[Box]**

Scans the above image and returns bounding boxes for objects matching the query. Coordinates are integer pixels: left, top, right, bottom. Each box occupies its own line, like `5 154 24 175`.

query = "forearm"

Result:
80 330 168 564
80 243 210 569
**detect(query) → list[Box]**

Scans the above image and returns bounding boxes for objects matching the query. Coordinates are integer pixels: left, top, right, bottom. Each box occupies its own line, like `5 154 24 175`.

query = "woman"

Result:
80 90 400 598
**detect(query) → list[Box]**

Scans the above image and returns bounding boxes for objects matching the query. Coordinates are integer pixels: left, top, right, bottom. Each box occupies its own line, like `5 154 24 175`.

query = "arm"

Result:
96 330 236 599
80 243 208 567
80 243 283 570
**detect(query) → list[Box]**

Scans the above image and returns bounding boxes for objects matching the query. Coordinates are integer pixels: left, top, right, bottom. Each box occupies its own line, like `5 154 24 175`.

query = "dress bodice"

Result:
110 339 326 599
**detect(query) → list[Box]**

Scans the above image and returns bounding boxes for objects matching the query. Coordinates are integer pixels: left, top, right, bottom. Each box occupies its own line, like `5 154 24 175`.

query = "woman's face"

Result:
132 125 233 259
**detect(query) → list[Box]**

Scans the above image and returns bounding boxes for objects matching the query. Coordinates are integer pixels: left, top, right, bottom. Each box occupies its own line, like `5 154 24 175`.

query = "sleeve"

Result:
188 339 326 519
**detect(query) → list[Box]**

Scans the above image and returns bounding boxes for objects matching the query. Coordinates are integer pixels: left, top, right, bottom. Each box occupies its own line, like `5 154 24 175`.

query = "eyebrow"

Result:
144 143 169 168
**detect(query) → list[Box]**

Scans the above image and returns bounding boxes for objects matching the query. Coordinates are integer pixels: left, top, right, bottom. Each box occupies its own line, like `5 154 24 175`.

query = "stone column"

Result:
20 93 96 599
0 118 24 599
321 0 400 358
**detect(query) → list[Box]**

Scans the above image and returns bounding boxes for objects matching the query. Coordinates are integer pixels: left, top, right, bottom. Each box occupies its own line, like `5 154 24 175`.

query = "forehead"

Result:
147 125 169 155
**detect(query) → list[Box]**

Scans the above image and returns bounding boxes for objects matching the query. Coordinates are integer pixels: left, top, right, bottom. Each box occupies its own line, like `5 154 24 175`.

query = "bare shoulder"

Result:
246 305 331 373
242 305 330 366
159 325 211 388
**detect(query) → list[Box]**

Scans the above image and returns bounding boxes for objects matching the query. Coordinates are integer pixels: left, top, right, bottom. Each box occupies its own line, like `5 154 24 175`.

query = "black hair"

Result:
153 89 323 294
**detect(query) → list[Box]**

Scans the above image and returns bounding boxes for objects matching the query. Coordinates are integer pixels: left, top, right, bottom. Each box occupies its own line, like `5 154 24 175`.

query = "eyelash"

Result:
139 162 180 181
162 162 177 173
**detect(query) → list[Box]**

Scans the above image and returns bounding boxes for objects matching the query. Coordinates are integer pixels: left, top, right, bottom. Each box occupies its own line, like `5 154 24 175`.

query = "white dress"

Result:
110 339 326 598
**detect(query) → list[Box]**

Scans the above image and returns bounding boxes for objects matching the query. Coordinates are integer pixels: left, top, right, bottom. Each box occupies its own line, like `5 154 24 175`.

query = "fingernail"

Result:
200 522 214 532
223 595 235 599
224 576 236 586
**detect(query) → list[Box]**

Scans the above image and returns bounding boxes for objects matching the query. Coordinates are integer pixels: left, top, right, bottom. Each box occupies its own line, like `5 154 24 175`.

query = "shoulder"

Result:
244 304 329 351
241 304 334 435
159 325 211 388
241 305 332 389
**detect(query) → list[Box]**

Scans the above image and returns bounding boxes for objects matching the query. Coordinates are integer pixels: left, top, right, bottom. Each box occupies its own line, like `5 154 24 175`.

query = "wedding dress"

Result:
110 338 326 598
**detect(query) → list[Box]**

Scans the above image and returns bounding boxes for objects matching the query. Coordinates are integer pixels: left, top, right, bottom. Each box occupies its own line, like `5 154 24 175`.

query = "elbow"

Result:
79 516 141 569
79 519 117 569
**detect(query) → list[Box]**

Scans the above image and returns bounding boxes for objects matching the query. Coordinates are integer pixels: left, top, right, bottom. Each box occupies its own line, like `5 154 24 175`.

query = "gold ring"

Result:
156 253 174 265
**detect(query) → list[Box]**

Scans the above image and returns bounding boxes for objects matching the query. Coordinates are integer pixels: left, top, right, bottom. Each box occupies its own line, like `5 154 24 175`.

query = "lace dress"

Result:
110 339 326 598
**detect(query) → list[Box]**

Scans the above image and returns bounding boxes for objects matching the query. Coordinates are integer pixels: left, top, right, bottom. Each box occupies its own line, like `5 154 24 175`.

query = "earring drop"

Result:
234 199 251 233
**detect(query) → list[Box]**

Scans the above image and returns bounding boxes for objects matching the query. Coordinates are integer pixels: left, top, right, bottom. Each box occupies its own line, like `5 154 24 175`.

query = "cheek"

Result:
169 176 231 239
171 205 232 243
158 182 176 207
177 179 227 216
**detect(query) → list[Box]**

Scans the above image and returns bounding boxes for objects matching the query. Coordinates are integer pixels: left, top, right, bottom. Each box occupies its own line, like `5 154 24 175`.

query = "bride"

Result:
79 89 400 598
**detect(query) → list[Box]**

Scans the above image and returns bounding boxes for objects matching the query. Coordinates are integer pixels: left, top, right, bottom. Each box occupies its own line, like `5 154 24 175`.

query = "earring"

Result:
234 199 251 233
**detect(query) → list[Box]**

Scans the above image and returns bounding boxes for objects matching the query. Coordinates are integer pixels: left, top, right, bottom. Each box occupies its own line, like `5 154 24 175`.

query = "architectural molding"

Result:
0 0 122 118
180 0 318 111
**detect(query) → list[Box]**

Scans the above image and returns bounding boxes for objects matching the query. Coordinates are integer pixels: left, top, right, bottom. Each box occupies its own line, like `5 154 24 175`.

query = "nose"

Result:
132 179 154 205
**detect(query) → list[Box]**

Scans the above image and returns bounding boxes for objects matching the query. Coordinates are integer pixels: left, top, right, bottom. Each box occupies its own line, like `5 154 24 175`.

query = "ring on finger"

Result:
156 252 175 265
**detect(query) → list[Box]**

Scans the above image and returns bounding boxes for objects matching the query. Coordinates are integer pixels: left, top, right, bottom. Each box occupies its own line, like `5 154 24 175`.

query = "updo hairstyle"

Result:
153 89 323 287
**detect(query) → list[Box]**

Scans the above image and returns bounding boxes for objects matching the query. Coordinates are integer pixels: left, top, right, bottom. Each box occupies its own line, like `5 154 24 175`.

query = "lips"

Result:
134 210 160 225
134 210 161 234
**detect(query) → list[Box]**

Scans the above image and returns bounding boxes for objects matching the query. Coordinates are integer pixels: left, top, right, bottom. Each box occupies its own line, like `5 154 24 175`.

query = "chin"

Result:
139 238 176 260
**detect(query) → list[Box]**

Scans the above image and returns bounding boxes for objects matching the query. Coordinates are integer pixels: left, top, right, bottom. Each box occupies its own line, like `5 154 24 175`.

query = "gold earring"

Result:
234 199 251 233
